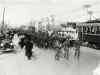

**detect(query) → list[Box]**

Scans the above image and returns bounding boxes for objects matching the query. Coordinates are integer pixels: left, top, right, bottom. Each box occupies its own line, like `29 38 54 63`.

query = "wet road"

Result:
0 47 100 75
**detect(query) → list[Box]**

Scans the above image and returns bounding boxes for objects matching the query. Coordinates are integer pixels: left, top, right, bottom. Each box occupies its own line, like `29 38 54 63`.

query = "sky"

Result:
0 0 100 26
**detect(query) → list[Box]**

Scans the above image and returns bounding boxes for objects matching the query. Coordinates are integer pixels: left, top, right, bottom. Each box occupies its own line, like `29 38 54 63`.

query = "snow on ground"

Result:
93 63 100 75
0 47 100 75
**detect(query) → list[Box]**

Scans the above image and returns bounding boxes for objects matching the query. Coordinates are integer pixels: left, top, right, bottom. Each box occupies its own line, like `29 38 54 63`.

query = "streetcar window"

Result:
99 26 100 30
96 26 100 34
83 26 86 33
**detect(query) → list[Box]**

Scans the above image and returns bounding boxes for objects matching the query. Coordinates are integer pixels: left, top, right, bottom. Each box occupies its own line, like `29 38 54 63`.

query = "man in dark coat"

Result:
24 38 33 60
19 34 34 60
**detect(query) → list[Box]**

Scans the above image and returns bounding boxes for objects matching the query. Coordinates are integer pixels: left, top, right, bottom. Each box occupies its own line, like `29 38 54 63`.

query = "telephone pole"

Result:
50 14 55 26
1 8 5 34
83 4 93 21
2 8 5 25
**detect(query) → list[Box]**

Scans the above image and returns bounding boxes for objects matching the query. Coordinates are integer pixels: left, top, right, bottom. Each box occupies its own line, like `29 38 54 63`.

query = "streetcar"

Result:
76 21 100 48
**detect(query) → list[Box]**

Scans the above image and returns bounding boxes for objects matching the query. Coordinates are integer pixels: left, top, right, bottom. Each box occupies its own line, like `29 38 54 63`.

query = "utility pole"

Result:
50 14 55 26
88 10 93 21
2 8 5 25
83 4 93 21
1 8 5 34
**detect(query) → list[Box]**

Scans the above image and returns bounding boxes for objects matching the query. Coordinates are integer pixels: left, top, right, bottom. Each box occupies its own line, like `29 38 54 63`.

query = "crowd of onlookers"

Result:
0 26 80 60
0 30 60 59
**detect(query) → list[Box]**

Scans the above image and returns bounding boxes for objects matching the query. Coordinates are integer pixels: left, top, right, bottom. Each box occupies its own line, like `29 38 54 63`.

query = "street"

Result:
0 47 99 75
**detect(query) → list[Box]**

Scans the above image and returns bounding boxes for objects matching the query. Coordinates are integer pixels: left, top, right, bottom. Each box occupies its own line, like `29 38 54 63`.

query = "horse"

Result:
54 36 71 60
62 39 81 60
54 27 81 61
